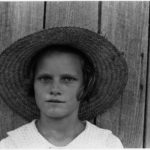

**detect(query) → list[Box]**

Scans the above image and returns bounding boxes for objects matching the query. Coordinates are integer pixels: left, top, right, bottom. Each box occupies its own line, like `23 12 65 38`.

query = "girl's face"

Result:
34 51 83 119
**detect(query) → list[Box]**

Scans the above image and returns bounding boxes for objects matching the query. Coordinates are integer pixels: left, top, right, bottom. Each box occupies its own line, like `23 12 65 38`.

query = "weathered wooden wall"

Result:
97 2 149 148
0 1 149 148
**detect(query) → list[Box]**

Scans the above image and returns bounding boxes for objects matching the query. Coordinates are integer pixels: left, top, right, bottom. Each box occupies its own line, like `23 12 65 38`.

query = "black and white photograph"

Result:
0 1 149 148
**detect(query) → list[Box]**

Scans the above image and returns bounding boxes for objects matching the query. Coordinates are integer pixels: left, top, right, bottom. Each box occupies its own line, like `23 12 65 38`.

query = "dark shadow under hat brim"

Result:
0 27 128 121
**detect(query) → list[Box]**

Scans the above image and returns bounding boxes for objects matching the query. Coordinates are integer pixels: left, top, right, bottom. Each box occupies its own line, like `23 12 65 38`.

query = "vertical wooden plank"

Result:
145 51 150 147
0 2 44 139
45 1 98 32
96 2 149 148
45 1 98 123
145 3 150 146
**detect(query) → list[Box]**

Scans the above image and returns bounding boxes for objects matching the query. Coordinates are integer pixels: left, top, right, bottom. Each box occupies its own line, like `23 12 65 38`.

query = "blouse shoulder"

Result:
105 131 124 148
86 121 124 148
0 120 35 148
0 136 16 148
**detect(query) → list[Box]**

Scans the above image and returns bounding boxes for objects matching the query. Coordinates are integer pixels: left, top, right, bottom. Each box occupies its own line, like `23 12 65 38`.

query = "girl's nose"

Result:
50 90 61 96
50 81 61 96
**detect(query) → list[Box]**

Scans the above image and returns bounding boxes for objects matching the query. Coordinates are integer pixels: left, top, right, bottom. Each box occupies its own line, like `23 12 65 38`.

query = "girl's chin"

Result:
41 110 68 119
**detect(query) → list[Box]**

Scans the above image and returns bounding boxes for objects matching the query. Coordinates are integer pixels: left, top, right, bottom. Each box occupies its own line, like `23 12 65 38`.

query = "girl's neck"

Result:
37 114 82 133
35 113 85 146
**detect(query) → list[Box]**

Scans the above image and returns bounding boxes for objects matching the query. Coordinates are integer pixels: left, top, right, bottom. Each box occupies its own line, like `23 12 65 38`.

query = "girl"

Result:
0 27 128 148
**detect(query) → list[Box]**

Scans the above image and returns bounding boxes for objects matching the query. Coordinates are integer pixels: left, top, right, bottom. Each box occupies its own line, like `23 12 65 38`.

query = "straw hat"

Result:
0 27 128 121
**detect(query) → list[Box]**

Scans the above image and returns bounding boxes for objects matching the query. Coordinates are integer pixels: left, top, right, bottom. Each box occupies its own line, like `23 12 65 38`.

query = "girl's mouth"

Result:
46 99 66 103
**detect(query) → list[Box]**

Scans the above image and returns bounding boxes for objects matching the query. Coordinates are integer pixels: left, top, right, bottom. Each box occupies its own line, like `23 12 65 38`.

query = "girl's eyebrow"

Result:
60 73 79 78
36 73 52 78
36 73 78 77
61 73 77 76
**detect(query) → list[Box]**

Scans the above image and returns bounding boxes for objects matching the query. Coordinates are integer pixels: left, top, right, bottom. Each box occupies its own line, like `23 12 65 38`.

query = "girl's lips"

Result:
46 99 66 103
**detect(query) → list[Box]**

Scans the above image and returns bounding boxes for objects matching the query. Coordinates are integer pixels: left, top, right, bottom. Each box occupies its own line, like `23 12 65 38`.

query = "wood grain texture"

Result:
0 2 44 139
96 2 149 148
145 3 150 146
145 50 150 147
45 1 98 32
45 1 99 124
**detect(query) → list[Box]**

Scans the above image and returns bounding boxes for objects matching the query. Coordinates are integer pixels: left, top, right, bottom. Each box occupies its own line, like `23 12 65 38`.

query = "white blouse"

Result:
0 120 123 148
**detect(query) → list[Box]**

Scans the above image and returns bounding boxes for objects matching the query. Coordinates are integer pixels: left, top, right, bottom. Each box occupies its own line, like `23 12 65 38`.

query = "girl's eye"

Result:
37 76 52 83
62 76 77 83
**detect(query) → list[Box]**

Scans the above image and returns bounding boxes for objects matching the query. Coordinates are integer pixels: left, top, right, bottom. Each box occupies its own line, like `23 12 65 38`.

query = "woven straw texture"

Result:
0 27 128 121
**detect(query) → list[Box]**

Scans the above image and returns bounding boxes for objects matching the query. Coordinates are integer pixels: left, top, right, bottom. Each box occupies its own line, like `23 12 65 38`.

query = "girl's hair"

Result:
27 44 96 102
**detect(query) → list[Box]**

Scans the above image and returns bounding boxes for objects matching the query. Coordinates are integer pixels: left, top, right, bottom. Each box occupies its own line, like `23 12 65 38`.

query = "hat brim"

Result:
0 27 128 121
